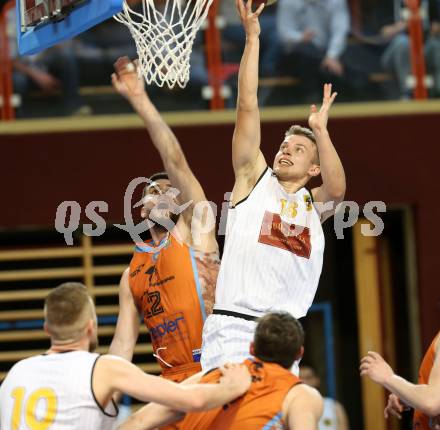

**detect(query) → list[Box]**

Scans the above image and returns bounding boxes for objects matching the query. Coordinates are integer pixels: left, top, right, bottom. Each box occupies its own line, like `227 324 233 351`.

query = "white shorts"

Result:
200 313 299 375
201 313 256 371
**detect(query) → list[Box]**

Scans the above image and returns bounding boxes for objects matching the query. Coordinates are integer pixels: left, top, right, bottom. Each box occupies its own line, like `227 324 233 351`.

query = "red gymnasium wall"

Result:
1 108 439 348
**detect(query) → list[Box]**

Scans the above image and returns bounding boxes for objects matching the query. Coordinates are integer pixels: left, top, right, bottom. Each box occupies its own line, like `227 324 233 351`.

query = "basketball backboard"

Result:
17 0 123 55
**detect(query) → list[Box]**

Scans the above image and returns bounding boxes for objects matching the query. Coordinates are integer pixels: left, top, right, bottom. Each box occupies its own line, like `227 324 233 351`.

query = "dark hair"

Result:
253 312 304 369
142 171 169 198
149 171 169 182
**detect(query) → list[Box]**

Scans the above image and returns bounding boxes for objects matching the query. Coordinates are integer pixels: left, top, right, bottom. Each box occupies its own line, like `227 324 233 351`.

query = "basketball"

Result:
114 56 135 75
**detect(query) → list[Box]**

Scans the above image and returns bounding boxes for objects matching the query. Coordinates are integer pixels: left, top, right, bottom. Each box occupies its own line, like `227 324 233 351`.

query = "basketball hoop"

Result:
115 0 213 89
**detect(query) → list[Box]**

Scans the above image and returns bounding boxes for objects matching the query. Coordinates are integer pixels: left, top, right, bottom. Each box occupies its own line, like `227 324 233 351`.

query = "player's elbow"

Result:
330 187 345 202
326 182 346 202
185 391 209 412
421 398 440 417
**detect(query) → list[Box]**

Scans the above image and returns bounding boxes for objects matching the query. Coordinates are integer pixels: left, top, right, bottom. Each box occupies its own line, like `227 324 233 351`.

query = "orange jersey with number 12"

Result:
129 234 218 382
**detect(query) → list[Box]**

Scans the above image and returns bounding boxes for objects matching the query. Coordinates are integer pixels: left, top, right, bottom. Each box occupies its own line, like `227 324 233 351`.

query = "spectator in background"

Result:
300 362 350 430
6 8 88 116
75 20 137 70
380 0 440 99
277 0 350 100
426 0 440 97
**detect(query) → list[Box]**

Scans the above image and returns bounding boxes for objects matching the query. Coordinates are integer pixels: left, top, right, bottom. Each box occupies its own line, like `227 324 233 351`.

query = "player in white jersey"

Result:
0 283 252 429
201 0 346 371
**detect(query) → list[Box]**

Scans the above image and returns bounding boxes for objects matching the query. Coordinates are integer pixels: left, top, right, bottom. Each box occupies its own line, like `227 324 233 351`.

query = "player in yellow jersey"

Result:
109 57 220 383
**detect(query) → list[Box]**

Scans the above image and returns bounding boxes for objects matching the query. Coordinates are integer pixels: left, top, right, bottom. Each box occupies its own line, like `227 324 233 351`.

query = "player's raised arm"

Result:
111 57 204 207
112 57 216 248
108 268 140 362
95 358 251 414
360 349 440 417
284 384 323 430
232 0 267 202
309 84 346 221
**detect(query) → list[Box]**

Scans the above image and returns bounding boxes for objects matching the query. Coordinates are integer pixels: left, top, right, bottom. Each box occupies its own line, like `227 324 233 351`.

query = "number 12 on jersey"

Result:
11 387 57 430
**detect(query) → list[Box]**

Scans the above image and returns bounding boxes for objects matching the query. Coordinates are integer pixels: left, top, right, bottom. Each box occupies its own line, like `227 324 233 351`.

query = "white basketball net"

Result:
115 0 213 88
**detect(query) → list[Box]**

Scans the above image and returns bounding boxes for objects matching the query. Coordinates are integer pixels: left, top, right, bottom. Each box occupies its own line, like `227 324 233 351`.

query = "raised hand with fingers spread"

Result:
308 83 337 133
112 56 146 102
360 351 395 385
384 394 409 420
235 0 265 38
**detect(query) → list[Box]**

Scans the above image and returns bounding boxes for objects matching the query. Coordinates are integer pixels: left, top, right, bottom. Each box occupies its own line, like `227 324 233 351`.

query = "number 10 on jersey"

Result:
11 387 57 430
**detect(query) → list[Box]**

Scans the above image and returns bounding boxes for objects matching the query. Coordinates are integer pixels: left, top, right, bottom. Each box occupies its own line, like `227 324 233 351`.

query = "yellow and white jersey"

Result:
0 351 117 430
215 167 325 319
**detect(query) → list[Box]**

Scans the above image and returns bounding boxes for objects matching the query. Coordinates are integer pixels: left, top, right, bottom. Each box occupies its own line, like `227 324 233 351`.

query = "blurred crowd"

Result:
5 0 440 116
219 0 440 103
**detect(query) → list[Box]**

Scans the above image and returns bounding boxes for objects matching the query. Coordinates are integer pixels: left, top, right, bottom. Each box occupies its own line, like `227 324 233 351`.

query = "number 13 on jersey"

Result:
11 387 57 430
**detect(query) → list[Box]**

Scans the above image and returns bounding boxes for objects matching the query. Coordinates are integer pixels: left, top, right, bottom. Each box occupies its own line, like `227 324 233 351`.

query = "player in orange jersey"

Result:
109 57 220 383
360 331 440 430
119 312 324 430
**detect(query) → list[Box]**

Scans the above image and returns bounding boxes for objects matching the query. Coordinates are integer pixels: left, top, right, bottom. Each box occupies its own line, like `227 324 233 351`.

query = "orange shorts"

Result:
159 363 202 430
161 362 202 383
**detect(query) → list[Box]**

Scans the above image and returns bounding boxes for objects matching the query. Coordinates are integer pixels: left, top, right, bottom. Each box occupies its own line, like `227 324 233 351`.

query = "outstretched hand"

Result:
112 56 146 101
384 394 409 419
360 351 395 385
308 83 337 133
235 0 264 38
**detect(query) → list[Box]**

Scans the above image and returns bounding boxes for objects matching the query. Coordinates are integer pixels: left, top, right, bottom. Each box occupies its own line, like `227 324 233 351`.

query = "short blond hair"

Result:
285 125 316 143
285 125 319 165
44 283 95 342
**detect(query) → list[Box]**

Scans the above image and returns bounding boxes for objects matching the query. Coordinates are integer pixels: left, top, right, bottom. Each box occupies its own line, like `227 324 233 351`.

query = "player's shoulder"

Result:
1 354 44 382
95 354 129 374
121 266 131 281
281 383 323 428
11 354 43 369
119 267 132 289
288 382 322 400
4 357 27 375
284 383 323 412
